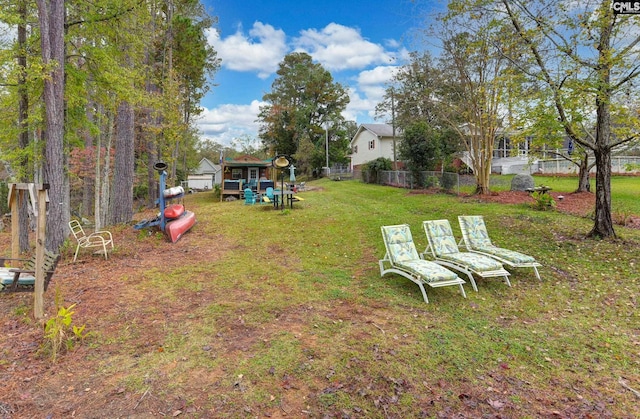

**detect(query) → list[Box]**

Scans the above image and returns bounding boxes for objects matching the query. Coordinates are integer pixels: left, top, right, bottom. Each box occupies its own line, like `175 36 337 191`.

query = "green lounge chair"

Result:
458 215 541 280
380 224 466 303
422 220 511 291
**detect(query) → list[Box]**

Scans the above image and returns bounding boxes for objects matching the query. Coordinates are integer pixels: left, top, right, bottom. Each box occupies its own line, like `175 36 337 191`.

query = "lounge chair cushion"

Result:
423 219 462 255
473 246 536 264
382 225 460 284
459 216 493 248
459 216 536 264
0 267 35 286
395 260 459 283
438 252 504 271
424 219 504 270
383 225 421 262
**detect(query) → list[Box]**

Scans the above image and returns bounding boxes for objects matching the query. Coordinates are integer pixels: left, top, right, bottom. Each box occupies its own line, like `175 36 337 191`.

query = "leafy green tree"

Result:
376 52 443 129
377 52 464 176
1 0 219 250
450 0 640 238
231 134 268 157
510 90 596 193
258 52 350 174
431 7 531 196
399 121 443 173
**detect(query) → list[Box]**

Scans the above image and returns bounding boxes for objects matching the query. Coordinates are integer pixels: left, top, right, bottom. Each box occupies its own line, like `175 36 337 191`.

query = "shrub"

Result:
361 158 392 183
532 192 556 211
440 172 457 190
41 291 88 362
424 175 440 188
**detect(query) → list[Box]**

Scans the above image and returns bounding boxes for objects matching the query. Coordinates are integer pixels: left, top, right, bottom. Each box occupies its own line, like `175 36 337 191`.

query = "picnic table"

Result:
525 186 552 196
272 190 295 209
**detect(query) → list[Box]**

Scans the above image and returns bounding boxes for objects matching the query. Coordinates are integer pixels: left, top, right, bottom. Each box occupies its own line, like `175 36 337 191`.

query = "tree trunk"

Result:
576 152 591 193
590 147 615 238
147 136 159 208
588 13 616 239
100 113 113 228
111 101 135 224
473 140 491 195
37 0 67 252
94 106 102 229
17 1 30 253
82 108 95 217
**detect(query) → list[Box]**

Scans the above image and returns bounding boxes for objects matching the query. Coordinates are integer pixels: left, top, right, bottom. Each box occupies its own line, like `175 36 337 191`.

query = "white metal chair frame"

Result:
69 220 114 262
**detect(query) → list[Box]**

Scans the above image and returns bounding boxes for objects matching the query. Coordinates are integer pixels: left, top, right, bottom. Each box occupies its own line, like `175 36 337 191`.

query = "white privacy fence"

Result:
538 156 640 174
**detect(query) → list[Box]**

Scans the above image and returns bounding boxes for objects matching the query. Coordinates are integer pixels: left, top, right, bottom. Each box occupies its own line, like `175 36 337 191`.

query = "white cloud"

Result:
207 22 288 79
196 100 264 145
294 23 397 71
343 88 377 122
357 65 399 86
202 22 410 145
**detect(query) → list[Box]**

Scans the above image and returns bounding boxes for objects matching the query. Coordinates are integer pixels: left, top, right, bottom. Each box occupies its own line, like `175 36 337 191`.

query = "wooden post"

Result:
33 186 47 319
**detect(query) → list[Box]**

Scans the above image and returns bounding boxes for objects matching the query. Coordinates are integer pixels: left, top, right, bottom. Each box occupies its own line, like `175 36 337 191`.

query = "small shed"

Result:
187 174 213 191
221 155 274 199
187 157 221 191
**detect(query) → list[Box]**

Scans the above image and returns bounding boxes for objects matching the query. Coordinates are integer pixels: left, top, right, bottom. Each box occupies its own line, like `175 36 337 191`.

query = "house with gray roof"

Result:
349 124 400 169
187 157 221 191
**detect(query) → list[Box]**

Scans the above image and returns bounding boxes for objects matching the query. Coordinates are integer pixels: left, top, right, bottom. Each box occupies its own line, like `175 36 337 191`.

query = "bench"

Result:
0 251 60 293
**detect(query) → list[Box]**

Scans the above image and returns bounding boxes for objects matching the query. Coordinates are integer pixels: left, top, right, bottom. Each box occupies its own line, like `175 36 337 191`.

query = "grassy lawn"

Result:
142 178 639 417
3 177 640 417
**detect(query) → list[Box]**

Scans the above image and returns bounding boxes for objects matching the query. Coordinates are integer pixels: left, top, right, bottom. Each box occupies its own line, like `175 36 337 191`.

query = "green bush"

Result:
532 191 556 211
424 175 440 188
440 173 457 190
361 157 392 183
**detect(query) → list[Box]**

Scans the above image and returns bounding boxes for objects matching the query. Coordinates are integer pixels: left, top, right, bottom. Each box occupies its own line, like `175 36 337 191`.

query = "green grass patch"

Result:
54 177 640 417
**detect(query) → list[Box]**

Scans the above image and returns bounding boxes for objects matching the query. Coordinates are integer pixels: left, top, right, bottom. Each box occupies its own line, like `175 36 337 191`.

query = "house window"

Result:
354 145 358 153
232 168 242 180
368 140 375 150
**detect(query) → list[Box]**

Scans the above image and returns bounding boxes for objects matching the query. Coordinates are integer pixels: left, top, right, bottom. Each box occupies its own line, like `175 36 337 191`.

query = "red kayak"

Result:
164 204 185 219
165 210 196 243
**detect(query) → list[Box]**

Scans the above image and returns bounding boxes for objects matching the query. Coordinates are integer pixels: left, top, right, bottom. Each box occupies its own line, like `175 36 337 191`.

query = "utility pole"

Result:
325 124 329 173
391 89 397 170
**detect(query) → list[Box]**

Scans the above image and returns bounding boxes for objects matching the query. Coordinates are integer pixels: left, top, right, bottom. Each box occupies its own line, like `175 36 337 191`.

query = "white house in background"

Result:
187 157 221 190
349 124 400 169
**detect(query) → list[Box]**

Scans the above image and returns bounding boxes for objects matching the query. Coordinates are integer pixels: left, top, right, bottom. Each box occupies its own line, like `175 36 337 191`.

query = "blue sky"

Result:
197 0 444 146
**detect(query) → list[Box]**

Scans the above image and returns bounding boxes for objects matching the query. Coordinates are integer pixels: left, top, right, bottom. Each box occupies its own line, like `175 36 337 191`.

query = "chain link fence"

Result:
352 170 522 194
356 170 460 193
